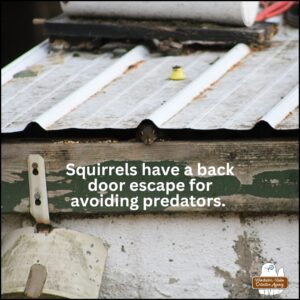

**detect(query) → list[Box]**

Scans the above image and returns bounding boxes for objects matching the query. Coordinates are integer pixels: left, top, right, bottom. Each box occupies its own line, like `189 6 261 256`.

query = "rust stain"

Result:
250 43 272 52
281 111 294 121
100 77 122 92
228 61 243 72
192 81 218 101
123 60 144 75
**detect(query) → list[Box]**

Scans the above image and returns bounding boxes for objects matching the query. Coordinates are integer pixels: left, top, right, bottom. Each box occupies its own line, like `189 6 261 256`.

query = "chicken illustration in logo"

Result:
258 263 285 296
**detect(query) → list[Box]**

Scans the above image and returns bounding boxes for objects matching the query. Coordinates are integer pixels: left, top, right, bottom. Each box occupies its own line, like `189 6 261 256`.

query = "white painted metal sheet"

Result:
1 39 298 133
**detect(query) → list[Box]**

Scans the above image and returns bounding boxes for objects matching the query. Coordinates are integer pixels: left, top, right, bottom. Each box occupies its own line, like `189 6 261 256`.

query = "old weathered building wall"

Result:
2 213 298 298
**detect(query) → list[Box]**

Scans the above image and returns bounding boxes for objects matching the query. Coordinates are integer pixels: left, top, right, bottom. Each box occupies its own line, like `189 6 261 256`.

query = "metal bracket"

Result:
28 154 50 224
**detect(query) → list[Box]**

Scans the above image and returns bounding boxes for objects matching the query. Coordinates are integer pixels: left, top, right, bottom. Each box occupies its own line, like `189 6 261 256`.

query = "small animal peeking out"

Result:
136 122 158 145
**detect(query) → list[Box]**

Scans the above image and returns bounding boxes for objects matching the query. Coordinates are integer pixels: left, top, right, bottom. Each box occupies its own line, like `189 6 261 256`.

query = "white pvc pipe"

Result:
34 45 149 129
149 43 250 127
261 85 299 128
1 39 49 85
61 1 259 27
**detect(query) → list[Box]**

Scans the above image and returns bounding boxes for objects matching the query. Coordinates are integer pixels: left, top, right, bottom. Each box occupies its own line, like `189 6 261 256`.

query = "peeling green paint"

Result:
241 170 299 198
1 173 29 212
1 161 298 213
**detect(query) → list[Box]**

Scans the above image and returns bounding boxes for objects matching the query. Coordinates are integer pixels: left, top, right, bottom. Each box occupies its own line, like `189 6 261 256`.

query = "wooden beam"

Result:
44 14 278 47
1 140 298 214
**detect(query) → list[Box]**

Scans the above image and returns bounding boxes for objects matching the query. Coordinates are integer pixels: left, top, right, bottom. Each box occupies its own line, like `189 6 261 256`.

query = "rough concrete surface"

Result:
1 213 299 299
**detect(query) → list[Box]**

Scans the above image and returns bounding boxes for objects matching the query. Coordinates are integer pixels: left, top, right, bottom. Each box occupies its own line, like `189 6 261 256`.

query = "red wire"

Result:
256 1 297 22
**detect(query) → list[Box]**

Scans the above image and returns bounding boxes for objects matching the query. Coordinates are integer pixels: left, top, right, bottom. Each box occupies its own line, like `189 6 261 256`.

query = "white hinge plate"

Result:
28 154 50 224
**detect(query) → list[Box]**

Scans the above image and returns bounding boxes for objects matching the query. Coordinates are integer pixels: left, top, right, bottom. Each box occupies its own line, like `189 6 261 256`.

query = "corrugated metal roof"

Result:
2 37 298 133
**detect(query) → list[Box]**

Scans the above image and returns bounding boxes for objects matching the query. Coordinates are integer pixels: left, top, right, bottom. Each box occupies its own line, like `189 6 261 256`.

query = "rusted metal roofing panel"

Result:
1 38 298 133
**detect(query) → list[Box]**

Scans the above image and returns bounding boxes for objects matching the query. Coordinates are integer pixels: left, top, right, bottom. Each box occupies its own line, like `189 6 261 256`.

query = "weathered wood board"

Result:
44 14 278 47
1 140 298 214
